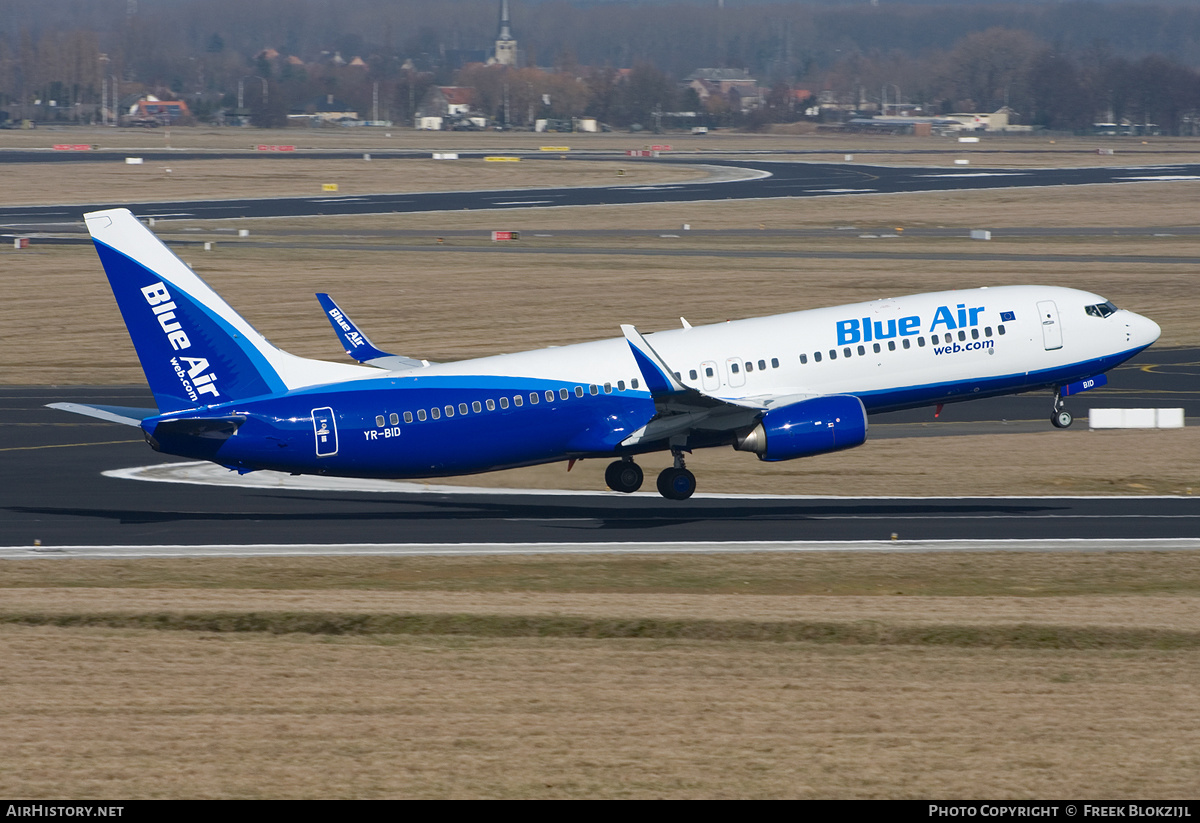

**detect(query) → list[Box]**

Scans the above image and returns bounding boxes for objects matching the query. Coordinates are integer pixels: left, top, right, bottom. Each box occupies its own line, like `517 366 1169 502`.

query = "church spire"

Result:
493 0 517 66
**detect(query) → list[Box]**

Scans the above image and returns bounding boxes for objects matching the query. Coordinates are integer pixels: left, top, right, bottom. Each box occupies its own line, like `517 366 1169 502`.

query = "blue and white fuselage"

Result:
53 208 1161 500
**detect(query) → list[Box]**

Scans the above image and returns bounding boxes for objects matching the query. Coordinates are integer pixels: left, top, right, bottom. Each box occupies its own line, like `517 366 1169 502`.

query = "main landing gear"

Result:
604 451 697 500
604 458 644 493
1051 389 1074 429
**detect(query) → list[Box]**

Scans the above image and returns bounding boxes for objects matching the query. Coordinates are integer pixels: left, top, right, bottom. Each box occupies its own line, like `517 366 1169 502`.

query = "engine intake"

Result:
734 395 867 461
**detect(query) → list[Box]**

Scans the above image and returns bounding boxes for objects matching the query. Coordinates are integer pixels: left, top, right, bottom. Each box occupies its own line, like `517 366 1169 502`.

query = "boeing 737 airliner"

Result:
51 208 1161 499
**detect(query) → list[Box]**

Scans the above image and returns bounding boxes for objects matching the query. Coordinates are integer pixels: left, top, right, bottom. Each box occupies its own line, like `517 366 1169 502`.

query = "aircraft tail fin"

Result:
84 209 371 413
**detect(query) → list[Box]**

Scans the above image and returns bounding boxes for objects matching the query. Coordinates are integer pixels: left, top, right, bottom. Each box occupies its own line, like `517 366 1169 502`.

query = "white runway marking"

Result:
4 539 1200 558
105 462 1200 502
1118 175 1200 182
917 172 1027 178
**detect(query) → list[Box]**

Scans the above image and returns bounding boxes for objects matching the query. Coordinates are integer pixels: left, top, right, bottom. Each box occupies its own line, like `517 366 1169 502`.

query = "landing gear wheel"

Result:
605 460 644 493
656 467 697 500
1052 410 1074 429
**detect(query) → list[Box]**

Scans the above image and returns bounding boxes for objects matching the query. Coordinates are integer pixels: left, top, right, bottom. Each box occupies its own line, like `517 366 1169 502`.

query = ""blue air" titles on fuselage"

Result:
836 304 987 345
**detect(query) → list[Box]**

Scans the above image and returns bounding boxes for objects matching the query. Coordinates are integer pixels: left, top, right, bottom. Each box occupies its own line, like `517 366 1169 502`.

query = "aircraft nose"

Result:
1128 311 1161 348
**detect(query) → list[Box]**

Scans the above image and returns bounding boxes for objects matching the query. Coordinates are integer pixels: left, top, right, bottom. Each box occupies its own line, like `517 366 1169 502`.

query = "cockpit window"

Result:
1085 301 1118 318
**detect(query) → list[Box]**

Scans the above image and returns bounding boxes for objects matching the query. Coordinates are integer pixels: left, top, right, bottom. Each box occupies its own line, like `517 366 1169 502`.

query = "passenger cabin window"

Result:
813 352 822 362
903 339 911 349
799 353 808 364
931 334 940 344
375 415 385 427
631 379 640 389
843 347 851 358
998 325 1006 335
472 401 482 413
530 393 539 405
430 407 441 420
604 383 612 393
744 362 753 373
618 380 626 391
971 328 979 340
758 360 766 371
771 358 779 368
829 349 837 360
888 341 896 351
873 343 881 354
689 369 698 380
546 390 556 402
445 405 455 418
459 403 469 415
500 397 510 409
985 327 992 337
731 362 740 373
404 411 413 423
589 385 598 396
857 345 866 356
485 399 495 411
918 337 926 347
958 330 966 341
704 367 714 378
417 409 427 421
514 395 523 407
559 388 569 400
390 413 399 425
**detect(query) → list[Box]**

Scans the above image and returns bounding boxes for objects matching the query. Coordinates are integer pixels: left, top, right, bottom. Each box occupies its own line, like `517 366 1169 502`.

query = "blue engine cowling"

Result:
733 395 867 462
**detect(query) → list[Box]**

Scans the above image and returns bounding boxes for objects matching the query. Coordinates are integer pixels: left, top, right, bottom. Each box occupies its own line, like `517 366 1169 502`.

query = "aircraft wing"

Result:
315 293 433 371
619 324 773 445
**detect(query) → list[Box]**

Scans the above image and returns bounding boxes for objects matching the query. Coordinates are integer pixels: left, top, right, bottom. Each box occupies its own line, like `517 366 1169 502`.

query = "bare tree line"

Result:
2 1 1200 131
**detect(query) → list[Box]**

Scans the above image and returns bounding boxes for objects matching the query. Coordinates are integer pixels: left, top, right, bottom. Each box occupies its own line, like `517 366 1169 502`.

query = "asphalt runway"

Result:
2 348 1195 550
3 158 1199 227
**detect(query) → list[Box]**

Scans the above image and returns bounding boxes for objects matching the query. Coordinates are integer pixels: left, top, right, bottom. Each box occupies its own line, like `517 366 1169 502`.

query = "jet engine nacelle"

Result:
733 394 867 462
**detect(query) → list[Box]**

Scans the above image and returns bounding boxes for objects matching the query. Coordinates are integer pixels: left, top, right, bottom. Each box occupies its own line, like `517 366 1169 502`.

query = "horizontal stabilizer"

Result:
316 293 429 371
150 415 245 441
47 402 158 427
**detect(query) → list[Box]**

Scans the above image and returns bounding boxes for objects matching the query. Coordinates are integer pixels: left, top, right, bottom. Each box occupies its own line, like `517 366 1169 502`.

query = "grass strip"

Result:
5 611 1200 650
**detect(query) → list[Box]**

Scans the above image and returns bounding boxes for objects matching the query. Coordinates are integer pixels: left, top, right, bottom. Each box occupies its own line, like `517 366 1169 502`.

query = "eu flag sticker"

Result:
1000 311 1016 322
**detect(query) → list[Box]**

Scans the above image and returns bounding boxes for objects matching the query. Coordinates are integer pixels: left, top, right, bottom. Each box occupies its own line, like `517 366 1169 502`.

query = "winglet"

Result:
315 294 429 371
316 293 394 363
620 324 688 396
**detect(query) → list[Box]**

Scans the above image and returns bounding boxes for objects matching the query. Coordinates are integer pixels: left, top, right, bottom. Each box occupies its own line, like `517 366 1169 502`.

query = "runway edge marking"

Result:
4 539 1200 558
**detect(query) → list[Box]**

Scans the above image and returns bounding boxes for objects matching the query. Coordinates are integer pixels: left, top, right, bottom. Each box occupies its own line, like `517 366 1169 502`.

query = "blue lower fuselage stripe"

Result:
855 346 1148 413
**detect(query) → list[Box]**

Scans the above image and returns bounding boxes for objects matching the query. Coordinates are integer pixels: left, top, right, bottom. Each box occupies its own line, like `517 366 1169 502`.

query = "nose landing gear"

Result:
1051 389 1074 429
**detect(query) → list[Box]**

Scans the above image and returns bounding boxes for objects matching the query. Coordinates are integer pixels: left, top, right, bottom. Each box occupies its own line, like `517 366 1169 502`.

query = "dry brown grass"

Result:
2 554 1199 798
5 551 1200 597
6 124 1200 164
0 158 704 206
7 588 1200 630
2 623 1198 798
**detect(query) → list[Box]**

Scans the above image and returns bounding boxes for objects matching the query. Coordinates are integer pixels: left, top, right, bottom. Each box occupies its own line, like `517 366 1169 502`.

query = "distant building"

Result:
416 87 484 130
491 0 518 67
945 107 1019 132
288 94 360 126
127 96 191 124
